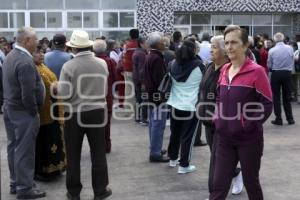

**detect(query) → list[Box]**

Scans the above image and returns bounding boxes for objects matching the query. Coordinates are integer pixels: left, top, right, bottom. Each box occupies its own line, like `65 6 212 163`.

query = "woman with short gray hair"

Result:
93 39 116 153
144 31 169 162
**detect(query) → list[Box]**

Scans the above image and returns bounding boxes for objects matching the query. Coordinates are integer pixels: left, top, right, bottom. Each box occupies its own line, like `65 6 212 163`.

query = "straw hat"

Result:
66 30 93 48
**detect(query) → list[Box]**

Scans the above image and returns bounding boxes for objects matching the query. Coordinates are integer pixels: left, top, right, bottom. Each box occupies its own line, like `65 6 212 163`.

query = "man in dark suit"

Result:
2 27 46 199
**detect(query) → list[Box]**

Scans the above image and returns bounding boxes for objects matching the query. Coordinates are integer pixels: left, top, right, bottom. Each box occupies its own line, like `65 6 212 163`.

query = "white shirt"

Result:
15 44 33 58
198 41 212 65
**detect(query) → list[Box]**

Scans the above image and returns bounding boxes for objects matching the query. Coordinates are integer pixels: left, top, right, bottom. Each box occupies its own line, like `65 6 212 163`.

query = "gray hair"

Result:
16 27 36 44
163 36 171 48
273 32 285 43
147 31 164 48
210 35 225 52
93 39 107 54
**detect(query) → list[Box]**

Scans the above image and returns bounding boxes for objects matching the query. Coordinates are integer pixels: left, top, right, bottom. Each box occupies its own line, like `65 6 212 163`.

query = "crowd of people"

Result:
0 24 299 200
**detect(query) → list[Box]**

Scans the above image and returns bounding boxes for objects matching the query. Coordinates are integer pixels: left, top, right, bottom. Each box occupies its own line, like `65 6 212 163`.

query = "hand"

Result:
50 82 58 96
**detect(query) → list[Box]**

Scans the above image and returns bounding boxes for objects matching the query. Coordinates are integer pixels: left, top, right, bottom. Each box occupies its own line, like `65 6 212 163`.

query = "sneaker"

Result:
169 159 179 167
166 119 170 126
231 171 243 195
178 165 196 174
139 121 148 126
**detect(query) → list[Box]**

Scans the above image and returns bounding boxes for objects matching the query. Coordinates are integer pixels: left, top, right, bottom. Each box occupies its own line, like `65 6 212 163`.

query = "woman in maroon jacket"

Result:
93 39 116 153
209 25 273 200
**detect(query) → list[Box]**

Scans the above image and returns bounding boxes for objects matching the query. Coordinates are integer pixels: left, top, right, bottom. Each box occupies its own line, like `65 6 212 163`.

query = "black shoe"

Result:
16 189 46 199
10 188 16 195
287 120 295 125
271 120 283 125
34 174 51 182
149 155 170 163
66 192 80 200
94 187 112 200
194 140 207 147
161 149 167 155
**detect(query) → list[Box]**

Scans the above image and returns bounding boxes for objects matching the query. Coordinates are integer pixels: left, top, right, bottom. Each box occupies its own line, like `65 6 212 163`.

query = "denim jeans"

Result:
148 104 168 157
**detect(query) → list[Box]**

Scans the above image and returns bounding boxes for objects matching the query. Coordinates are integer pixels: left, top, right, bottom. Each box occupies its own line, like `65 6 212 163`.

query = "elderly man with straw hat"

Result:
53 30 112 200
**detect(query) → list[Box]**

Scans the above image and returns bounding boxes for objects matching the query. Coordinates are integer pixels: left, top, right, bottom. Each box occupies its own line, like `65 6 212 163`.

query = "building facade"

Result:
1 0 300 40
137 0 300 39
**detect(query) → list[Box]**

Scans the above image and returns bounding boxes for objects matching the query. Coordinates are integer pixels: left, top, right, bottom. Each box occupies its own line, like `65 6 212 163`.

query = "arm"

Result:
57 66 73 100
17 62 39 116
151 58 166 89
244 68 273 127
267 50 273 71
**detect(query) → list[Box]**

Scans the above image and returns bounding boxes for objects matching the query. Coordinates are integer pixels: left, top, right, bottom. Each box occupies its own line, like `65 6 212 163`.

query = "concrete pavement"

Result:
1 104 300 200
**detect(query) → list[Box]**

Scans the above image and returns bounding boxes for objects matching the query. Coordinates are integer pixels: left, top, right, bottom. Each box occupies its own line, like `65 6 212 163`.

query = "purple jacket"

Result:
132 48 147 86
214 58 273 145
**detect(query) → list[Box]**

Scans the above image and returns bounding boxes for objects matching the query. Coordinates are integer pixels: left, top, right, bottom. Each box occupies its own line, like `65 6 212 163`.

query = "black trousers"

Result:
194 120 203 144
206 125 240 193
168 108 198 167
0 67 3 109
210 136 264 200
134 84 148 122
64 109 108 196
271 70 294 121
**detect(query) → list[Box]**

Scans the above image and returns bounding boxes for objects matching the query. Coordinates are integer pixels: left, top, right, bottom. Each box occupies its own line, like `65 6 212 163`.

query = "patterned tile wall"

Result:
137 0 300 35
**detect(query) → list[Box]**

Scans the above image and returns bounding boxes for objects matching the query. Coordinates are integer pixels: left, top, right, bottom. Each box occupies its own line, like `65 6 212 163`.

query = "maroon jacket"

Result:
97 53 116 112
214 58 273 145
144 49 166 104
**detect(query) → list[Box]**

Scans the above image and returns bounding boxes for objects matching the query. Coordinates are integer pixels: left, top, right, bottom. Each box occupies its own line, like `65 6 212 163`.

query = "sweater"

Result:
57 51 108 113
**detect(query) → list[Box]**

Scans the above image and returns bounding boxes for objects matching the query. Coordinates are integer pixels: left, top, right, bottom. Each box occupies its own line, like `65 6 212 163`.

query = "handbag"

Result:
158 72 172 94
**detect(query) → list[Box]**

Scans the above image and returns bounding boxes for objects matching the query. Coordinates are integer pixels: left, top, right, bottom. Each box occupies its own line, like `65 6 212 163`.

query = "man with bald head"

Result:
2 27 46 199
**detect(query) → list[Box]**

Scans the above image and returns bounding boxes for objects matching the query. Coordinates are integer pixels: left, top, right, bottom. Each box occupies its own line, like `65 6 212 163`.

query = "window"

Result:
232 15 251 25
0 13 8 28
10 13 25 28
273 15 291 25
211 15 232 25
101 31 129 40
28 0 63 9
0 0 26 9
120 12 134 27
101 0 136 9
103 12 118 28
253 26 272 37
191 14 210 25
84 12 98 28
253 15 272 25
68 12 82 28
273 26 292 38
191 26 212 35
66 0 100 9
30 12 46 28
47 12 62 28
174 14 190 25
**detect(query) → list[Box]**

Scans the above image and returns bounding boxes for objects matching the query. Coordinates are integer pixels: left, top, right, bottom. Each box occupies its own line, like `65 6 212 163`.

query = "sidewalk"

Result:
1 104 300 200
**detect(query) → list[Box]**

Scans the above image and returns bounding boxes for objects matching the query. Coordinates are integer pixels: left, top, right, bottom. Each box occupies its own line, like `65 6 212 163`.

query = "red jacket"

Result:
122 39 138 72
96 54 116 112
214 58 272 145
259 48 269 74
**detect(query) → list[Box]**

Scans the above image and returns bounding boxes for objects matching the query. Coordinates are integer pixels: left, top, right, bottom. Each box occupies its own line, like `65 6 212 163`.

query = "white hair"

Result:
93 39 107 54
147 31 164 48
163 36 171 48
16 27 36 44
273 32 285 43
210 35 225 52
248 36 254 46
